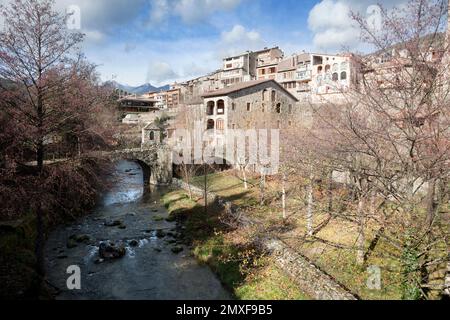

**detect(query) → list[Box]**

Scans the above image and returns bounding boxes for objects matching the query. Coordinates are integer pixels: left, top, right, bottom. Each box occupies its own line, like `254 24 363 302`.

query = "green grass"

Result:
173 172 431 300
235 264 310 300
161 188 310 300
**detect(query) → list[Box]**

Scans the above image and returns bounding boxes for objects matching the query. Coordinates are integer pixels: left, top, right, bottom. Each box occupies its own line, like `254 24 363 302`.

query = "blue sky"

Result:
1 0 407 86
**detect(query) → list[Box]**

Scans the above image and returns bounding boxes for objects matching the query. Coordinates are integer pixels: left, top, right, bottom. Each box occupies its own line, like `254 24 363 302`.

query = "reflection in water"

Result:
102 161 144 206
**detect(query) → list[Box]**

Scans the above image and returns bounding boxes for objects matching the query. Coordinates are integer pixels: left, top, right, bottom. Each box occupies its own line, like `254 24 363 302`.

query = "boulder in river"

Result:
156 230 166 238
171 246 184 254
70 234 91 244
104 220 123 227
129 240 139 247
66 239 78 249
98 242 126 260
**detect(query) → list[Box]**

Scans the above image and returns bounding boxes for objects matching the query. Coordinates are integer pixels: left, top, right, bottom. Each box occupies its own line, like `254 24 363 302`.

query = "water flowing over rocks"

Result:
44 160 230 300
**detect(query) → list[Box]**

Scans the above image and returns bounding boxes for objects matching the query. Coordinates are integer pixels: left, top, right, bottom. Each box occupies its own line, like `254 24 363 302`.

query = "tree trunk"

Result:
183 165 193 200
35 92 46 287
327 169 333 214
260 170 266 206
356 197 366 266
306 176 314 236
35 205 45 277
282 173 287 219
204 165 208 214
242 165 248 190
425 178 437 229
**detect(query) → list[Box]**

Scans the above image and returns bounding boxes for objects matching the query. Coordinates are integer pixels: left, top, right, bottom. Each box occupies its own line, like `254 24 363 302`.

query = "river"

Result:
44 160 230 300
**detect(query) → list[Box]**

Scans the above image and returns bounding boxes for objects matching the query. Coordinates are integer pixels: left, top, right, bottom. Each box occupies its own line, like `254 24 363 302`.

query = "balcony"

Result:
295 70 312 81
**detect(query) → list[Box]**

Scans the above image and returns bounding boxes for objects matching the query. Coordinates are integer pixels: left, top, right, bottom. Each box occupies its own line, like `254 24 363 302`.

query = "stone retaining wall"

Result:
172 178 358 300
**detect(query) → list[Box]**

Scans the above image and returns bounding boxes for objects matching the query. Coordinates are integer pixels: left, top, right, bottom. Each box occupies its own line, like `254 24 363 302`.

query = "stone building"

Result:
201 79 299 137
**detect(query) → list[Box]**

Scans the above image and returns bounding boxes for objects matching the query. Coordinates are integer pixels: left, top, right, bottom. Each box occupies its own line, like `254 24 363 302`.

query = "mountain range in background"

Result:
107 81 171 95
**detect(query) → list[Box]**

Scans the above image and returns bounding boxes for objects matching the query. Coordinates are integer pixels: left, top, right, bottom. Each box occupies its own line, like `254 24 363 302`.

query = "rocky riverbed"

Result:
44 160 230 300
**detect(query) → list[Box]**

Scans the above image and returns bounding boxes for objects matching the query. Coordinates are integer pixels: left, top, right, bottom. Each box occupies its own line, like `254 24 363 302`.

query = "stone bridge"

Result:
107 146 173 186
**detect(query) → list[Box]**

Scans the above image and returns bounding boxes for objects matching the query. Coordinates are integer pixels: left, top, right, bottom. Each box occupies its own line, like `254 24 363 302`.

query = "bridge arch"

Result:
109 147 173 186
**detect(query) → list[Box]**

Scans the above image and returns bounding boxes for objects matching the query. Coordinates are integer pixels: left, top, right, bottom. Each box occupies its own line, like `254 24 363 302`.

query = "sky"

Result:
0 0 408 86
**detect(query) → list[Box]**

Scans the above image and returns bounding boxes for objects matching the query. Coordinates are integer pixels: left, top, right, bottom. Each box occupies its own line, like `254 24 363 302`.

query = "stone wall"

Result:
172 178 218 203
227 81 302 130
264 239 357 300
172 178 358 300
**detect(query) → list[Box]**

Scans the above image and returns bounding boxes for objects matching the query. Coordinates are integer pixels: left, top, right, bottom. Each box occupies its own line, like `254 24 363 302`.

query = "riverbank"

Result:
169 171 449 300
0 159 111 300
161 189 310 300
43 160 230 300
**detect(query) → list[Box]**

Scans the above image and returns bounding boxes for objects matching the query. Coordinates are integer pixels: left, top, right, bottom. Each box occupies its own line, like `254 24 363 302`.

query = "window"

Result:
216 119 225 131
207 119 215 130
271 90 276 102
288 121 292 126
341 62 348 71
149 131 155 141
226 64 232 68
340 71 347 80
276 103 281 114
232 124 236 129
332 63 339 72
231 102 236 111
332 73 339 81
262 103 265 113
270 67 276 74
247 103 251 111
217 100 225 115
325 65 331 73
206 101 215 115
317 66 323 73
288 104 292 114
262 89 268 101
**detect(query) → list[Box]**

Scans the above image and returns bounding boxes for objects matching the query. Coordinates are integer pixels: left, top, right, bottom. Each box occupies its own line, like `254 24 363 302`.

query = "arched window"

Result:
262 89 268 101
276 103 281 114
317 66 323 73
271 90 276 102
332 73 339 81
340 62 348 71
207 119 215 130
325 65 331 73
206 101 215 115
340 71 347 80
332 63 339 72
149 131 155 141
217 100 225 115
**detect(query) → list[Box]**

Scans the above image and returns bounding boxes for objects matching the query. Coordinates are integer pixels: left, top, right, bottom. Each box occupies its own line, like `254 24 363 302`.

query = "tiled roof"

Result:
202 80 271 97
202 79 298 101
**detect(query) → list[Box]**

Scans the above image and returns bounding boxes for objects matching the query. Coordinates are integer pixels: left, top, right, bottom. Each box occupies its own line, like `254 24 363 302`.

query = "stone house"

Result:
201 79 300 136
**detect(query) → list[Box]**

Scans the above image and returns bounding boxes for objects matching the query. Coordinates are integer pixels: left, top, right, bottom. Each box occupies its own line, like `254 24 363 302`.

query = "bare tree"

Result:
0 0 116 282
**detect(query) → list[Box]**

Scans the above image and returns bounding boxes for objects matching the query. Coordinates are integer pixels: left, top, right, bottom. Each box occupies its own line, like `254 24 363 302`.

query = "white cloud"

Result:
149 0 170 24
308 0 351 31
84 30 105 43
307 0 407 51
219 24 265 56
146 61 179 85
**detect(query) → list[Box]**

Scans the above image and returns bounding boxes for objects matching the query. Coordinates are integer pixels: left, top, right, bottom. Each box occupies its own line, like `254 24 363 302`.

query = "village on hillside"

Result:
0 0 448 303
